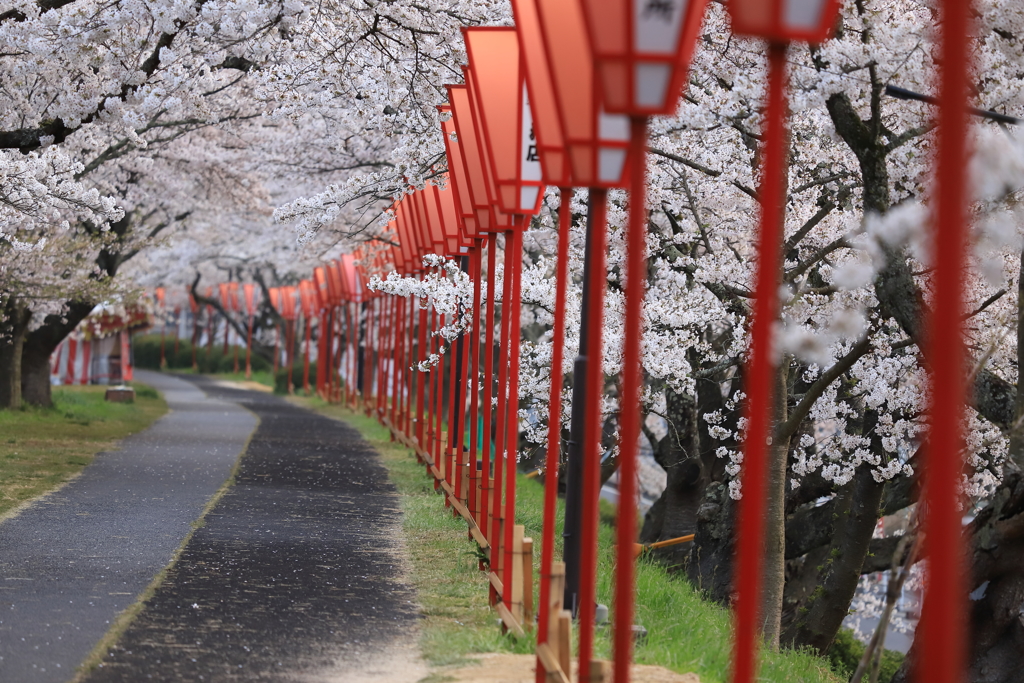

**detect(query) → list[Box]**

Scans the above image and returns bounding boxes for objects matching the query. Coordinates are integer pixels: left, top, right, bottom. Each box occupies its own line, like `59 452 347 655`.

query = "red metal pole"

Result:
272 321 280 375
490 232 515 604
373 298 383 413
206 306 215 360
416 296 429 449
919 4 971 683
347 302 357 407
316 309 327 396
404 293 415 438
732 42 788 683
435 311 447 480
428 308 438 472
405 295 415 438
389 296 400 429
286 319 296 394
191 308 199 370
383 295 395 418
501 226 525 609
468 244 484 525
577 188 608 677
536 189 573 682
615 121 649 683
363 300 374 409
481 234 498 545
245 314 254 380
303 314 312 394
446 303 460 492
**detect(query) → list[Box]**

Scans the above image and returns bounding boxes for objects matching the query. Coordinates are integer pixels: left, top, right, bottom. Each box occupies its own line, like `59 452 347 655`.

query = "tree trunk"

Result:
760 360 791 649
781 462 884 652
686 480 737 605
642 357 736 573
890 469 1024 683
640 389 701 566
21 301 96 407
0 299 31 409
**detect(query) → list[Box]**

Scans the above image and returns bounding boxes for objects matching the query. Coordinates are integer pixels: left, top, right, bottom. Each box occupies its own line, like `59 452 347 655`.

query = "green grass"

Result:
0 384 168 518
294 398 841 683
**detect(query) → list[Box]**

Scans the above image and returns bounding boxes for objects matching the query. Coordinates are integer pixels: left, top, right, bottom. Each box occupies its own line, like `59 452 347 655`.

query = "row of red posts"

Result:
152 0 973 680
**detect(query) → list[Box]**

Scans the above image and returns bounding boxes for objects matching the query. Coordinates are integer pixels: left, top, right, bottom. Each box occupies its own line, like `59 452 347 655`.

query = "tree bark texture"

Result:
890 469 1024 683
760 361 791 649
0 299 31 409
20 301 95 407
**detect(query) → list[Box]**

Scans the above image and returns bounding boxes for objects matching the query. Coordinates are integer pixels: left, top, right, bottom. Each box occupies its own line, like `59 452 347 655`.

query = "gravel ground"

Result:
0 371 257 683
79 377 423 683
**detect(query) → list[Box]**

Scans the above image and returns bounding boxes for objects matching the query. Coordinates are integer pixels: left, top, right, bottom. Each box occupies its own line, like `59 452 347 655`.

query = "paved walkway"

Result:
0 371 257 683
79 377 422 683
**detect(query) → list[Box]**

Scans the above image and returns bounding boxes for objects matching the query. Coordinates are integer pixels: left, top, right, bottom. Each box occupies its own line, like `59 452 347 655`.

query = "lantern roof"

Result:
528 0 634 188
579 0 709 116
510 0 572 187
463 27 544 216
438 104 481 240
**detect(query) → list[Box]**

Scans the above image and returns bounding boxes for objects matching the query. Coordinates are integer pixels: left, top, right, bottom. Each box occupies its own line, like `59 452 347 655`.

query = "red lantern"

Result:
728 0 842 43
510 0 572 187
579 0 710 115
528 0 634 188
438 104 482 238
447 84 499 231
298 280 317 319
326 264 344 306
463 27 544 215
243 283 258 316
339 253 364 303
431 176 471 255
392 210 418 273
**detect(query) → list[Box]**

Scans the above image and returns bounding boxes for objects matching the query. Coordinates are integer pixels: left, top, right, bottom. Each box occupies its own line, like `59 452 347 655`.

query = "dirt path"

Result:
79 377 424 683
0 371 257 683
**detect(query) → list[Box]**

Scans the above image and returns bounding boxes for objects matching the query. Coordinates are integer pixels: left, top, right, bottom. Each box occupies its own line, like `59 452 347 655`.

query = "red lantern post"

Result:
188 289 199 370
576 0 709 679
524 1 636 675
506 0 578 675
155 287 167 369
299 280 318 394
463 26 547 622
243 283 258 380
440 102 491 532
723 2 842 683
919 3 972 683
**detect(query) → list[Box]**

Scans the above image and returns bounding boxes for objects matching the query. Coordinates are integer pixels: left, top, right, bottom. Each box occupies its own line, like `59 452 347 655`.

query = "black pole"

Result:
562 192 598 617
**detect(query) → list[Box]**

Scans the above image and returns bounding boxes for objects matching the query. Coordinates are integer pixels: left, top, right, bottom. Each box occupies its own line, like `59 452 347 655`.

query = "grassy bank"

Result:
0 384 167 518
295 398 841 683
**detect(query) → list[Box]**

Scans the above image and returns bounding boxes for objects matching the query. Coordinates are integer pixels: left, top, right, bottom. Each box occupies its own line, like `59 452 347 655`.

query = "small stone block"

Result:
105 386 135 403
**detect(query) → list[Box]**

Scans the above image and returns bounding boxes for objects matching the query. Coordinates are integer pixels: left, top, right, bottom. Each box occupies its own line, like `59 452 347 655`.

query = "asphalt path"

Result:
79 377 421 683
0 371 257 683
